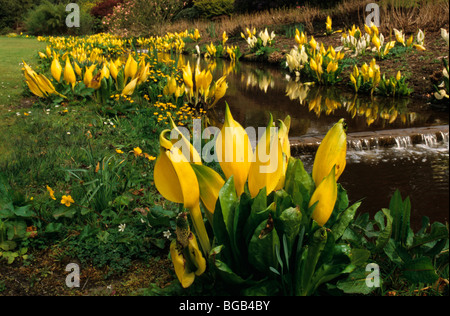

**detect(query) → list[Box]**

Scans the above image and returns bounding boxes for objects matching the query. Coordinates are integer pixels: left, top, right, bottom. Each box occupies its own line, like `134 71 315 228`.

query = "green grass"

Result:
0 37 46 107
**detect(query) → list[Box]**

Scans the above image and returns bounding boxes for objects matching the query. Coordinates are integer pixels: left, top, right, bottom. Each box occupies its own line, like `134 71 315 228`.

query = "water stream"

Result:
176 55 449 226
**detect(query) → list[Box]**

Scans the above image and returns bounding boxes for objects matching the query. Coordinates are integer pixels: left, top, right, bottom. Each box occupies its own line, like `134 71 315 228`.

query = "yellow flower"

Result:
309 36 318 50
121 78 138 96
326 16 332 33
46 185 56 200
61 195 74 207
215 104 253 196
115 149 124 154
154 130 210 253
124 54 138 82
222 31 228 46
312 119 347 187
309 167 338 227
63 57 76 88
413 44 426 51
51 55 62 82
133 147 143 157
248 114 284 198
170 222 206 288
372 34 381 50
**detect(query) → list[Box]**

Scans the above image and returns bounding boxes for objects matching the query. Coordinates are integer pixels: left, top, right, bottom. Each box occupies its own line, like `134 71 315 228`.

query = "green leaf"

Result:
13 205 34 217
295 227 328 296
336 267 378 294
331 201 361 240
276 206 302 254
284 158 314 210
248 217 280 274
217 176 238 237
412 222 449 249
402 257 439 284
374 208 393 252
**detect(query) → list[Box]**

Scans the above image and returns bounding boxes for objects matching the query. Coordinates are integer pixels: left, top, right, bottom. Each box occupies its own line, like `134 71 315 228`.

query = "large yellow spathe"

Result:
215 104 253 196
247 114 284 198
154 130 210 254
312 119 347 187
63 57 76 88
309 167 338 227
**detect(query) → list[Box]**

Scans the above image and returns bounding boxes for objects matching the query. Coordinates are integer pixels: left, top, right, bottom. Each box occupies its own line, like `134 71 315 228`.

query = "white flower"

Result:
163 230 171 239
416 29 425 45
118 223 126 232
440 28 449 46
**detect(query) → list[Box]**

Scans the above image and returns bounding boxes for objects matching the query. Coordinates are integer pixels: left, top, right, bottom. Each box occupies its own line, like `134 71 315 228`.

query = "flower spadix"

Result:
312 119 347 187
309 166 338 226
170 213 206 288
248 114 284 198
215 104 253 196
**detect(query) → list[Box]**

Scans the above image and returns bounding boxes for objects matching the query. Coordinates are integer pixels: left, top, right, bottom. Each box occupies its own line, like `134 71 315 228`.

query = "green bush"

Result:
173 7 201 21
194 0 234 19
24 0 96 36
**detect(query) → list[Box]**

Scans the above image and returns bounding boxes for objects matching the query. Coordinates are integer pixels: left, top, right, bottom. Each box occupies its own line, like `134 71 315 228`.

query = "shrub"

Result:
91 0 124 18
103 0 184 36
234 0 297 13
0 0 34 30
25 1 96 36
193 0 234 19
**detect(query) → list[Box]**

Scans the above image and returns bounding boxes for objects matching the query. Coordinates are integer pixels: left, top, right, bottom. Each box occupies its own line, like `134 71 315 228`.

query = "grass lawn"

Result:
0 37 46 107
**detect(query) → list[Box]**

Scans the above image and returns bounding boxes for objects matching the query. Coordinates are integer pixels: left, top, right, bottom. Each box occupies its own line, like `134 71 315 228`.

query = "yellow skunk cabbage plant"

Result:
154 105 368 295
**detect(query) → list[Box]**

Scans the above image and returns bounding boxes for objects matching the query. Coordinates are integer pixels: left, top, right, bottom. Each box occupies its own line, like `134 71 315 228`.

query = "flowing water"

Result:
178 55 449 226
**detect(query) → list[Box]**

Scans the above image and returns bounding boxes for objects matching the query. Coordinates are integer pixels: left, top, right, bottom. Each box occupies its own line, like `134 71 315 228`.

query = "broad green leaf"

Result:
374 208 393 252
402 256 439 284
13 205 34 217
331 201 361 240
284 158 314 210
336 267 378 294
295 227 328 296
243 201 275 246
412 222 449 249
217 176 238 236
277 206 302 253
248 218 280 274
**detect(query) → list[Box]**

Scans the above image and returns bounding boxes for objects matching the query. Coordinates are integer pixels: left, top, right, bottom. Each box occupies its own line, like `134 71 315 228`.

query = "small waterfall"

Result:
291 126 449 156
394 136 412 149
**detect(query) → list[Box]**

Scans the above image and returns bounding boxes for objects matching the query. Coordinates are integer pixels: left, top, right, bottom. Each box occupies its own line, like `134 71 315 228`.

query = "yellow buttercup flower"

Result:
46 185 56 200
61 195 75 207
133 147 142 157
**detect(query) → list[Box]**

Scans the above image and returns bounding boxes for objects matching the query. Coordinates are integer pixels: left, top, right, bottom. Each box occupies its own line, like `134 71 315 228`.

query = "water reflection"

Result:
299 140 449 229
175 55 448 137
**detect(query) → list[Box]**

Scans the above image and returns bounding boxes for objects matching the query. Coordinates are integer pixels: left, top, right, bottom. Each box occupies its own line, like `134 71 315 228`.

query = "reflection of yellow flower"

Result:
61 195 74 207
46 185 56 200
